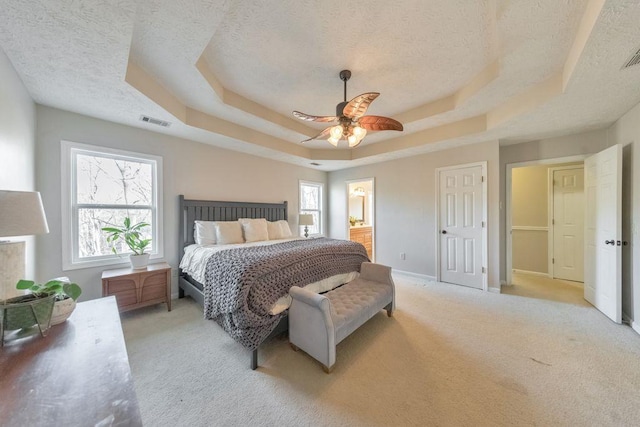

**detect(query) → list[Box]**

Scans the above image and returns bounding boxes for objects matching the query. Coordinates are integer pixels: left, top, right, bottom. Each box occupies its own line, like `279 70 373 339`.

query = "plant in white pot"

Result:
16 278 82 326
102 218 152 269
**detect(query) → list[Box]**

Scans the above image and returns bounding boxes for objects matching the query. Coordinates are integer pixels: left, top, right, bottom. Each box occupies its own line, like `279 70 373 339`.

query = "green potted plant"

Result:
16 278 82 325
102 217 152 269
349 216 357 227
1 278 82 345
1 291 56 345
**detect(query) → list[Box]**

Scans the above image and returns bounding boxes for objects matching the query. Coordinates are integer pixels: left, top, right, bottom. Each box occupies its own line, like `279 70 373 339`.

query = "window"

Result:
299 180 323 236
62 141 163 270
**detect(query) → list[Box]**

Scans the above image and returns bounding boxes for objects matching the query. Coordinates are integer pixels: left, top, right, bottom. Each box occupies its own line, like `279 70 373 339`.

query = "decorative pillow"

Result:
194 221 217 245
239 218 269 243
215 221 244 245
267 221 283 240
278 220 293 238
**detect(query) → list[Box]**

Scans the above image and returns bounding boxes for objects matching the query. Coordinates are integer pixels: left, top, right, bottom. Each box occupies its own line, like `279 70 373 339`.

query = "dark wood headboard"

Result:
178 195 288 256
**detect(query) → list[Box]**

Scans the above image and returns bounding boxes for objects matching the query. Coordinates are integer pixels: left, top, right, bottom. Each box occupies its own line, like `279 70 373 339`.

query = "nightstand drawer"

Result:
141 283 166 301
106 278 137 294
114 290 138 308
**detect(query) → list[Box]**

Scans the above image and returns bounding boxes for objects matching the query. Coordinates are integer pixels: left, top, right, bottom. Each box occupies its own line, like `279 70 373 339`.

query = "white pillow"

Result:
215 221 244 245
267 221 283 240
194 221 217 245
278 220 293 238
239 218 269 242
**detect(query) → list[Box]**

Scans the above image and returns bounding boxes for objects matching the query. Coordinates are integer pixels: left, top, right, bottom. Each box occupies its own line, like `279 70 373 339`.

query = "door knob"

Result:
605 240 615 245
441 230 447 234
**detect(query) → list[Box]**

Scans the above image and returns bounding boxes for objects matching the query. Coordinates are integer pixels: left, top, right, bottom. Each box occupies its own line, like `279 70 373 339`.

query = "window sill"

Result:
62 253 164 271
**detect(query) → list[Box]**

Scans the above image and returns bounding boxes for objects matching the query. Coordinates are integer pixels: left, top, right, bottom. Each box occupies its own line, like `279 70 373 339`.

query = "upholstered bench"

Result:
289 262 395 373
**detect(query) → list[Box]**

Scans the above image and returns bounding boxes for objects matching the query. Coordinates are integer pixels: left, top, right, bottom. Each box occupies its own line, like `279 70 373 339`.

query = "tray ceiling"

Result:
1 0 640 170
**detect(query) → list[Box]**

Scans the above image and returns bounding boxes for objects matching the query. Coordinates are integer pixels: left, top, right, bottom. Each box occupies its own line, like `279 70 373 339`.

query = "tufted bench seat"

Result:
289 262 395 373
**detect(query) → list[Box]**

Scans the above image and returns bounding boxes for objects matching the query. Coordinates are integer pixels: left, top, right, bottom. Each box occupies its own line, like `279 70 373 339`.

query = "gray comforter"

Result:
203 238 369 349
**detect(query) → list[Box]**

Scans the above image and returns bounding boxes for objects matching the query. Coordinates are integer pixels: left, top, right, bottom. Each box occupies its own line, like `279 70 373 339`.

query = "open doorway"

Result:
346 179 375 261
505 158 586 304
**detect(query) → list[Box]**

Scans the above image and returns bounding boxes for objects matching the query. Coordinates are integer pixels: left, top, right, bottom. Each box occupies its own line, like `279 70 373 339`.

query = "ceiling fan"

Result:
293 70 403 148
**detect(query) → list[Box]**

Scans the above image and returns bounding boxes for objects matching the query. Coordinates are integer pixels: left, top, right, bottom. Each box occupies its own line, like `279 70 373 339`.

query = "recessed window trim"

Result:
299 180 324 236
61 140 164 271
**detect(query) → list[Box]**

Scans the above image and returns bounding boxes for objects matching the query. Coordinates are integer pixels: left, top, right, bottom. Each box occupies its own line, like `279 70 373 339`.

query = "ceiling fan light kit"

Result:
293 70 403 148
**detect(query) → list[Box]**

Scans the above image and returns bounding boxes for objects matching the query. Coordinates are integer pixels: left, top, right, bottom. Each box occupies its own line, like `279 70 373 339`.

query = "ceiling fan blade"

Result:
300 126 332 143
342 92 379 119
359 115 404 132
293 111 339 123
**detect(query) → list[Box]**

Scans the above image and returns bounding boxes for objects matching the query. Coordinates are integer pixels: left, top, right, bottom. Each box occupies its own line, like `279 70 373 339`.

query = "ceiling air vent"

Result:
310 162 321 166
622 46 640 69
140 115 171 127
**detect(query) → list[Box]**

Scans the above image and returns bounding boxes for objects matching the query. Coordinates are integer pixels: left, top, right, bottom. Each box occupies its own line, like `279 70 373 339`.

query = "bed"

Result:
177 196 369 369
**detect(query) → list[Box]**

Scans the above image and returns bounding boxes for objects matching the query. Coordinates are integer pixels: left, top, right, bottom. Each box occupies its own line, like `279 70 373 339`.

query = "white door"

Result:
439 165 484 289
552 168 584 282
584 145 622 323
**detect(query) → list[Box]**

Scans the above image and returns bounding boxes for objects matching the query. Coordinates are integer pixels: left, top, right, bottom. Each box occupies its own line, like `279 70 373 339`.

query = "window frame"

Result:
298 180 324 236
61 140 164 271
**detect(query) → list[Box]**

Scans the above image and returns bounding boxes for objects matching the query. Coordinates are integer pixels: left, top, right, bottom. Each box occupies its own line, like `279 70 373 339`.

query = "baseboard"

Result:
171 292 180 300
392 269 436 284
512 269 549 277
622 312 640 334
394 269 499 293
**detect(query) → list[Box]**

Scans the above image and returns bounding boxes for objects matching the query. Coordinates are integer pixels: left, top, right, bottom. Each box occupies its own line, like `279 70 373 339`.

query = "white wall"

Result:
328 140 500 289
0 48 37 278
608 101 640 325
499 129 612 282
35 106 327 301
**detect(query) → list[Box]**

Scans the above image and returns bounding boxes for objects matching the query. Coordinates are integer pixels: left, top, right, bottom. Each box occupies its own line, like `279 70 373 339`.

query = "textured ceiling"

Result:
1 0 640 170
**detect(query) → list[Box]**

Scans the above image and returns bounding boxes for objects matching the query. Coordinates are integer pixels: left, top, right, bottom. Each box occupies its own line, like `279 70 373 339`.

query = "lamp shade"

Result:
298 214 314 226
0 190 49 237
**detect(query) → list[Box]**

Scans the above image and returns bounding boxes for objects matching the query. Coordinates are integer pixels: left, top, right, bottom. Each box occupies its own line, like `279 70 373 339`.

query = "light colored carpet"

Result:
121 276 640 426
503 272 588 306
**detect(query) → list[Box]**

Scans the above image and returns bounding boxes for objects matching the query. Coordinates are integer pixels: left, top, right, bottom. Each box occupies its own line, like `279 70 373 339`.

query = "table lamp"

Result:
299 214 314 238
0 191 49 300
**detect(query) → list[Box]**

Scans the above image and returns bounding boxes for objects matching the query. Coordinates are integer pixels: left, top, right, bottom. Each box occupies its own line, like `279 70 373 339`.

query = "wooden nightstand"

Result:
101 262 171 312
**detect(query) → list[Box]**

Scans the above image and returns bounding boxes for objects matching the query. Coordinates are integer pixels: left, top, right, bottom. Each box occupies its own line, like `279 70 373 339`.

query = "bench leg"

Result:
251 349 258 370
384 302 394 317
322 364 334 374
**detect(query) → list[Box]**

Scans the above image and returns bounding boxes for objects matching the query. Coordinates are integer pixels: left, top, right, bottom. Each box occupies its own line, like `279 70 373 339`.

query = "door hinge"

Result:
552 218 555 225
482 221 485 228
482 267 486 273
552 258 555 264
481 176 485 183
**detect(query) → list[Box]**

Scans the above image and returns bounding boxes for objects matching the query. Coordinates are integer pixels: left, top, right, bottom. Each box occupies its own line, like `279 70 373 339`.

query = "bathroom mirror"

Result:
349 195 364 222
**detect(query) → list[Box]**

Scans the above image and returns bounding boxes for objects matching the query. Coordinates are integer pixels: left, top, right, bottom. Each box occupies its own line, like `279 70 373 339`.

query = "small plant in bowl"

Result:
102 217 152 269
16 278 82 326
16 278 81 301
